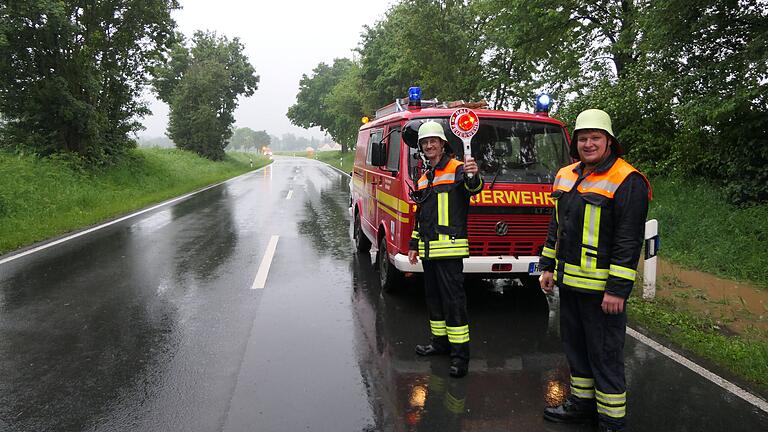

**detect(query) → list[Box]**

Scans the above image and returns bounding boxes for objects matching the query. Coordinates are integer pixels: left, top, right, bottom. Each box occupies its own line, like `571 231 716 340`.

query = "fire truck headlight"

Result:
535 93 552 113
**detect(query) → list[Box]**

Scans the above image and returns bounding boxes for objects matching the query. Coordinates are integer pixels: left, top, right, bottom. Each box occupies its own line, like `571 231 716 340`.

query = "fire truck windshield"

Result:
407 118 570 184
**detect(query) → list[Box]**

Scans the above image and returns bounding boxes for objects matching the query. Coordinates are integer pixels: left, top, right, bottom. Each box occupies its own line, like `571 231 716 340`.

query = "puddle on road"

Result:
648 258 768 333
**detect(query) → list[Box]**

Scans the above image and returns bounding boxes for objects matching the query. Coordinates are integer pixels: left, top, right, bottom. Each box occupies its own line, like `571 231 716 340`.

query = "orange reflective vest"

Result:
552 158 652 200
410 156 483 259
540 157 650 297
417 159 463 190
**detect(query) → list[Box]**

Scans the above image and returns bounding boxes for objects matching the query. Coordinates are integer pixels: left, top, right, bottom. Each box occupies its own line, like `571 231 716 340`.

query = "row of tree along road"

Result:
288 0 767 205
0 1 258 164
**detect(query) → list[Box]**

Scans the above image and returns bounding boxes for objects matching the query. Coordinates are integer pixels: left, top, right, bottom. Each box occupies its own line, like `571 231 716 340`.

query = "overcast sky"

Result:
138 0 394 140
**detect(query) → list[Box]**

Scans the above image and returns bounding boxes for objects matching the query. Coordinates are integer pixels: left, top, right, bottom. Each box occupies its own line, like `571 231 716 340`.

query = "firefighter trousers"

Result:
560 287 627 429
423 258 469 361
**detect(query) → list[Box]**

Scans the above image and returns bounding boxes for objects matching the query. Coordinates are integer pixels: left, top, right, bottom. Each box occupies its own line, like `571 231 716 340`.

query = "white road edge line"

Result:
0 192 212 266
627 327 768 413
286 190 293 200
0 166 270 267
251 235 279 290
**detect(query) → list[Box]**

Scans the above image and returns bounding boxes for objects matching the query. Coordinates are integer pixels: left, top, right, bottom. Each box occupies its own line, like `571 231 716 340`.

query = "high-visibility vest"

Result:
553 158 652 200
543 158 651 294
412 158 481 259
417 159 463 190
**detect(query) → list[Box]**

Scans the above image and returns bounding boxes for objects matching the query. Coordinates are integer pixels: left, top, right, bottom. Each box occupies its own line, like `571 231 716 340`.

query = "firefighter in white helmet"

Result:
408 121 482 378
539 109 651 432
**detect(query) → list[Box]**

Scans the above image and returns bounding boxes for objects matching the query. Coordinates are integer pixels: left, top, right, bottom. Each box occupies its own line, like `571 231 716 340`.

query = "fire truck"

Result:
351 88 571 291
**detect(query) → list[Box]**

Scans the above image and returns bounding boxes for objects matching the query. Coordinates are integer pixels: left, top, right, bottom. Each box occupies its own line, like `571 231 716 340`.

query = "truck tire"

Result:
378 237 404 292
354 211 371 253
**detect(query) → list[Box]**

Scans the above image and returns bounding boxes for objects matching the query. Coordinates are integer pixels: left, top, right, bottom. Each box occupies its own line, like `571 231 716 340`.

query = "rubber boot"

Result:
543 395 597 423
415 336 450 356
449 342 469 378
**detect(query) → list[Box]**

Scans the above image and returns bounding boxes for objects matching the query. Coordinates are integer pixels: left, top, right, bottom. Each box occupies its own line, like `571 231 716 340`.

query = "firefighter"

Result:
408 121 483 378
539 109 650 432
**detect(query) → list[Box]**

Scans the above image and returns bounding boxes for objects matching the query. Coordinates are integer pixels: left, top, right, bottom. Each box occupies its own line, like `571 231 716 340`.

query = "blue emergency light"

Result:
408 86 421 107
535 93 552 113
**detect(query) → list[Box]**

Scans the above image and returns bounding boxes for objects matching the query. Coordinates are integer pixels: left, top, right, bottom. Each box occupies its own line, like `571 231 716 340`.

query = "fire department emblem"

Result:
495 221 508 236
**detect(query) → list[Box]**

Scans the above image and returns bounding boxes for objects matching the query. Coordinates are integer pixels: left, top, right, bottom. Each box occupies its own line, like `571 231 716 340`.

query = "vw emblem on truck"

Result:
495 221 508 236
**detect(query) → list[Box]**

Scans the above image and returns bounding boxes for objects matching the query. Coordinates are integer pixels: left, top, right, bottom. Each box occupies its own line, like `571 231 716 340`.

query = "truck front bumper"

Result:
392 253 541 276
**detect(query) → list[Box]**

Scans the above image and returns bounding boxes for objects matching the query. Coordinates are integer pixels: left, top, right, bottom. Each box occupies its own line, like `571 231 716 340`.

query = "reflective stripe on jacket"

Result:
409 155 483 260
539 154 650 298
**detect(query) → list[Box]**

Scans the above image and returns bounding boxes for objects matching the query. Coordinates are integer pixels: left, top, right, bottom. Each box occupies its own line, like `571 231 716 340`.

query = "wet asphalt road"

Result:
0 157 766 432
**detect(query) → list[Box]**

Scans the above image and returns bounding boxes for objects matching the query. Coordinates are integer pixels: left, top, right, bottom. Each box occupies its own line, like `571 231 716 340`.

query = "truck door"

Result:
365 129 384 227
374 126 402 248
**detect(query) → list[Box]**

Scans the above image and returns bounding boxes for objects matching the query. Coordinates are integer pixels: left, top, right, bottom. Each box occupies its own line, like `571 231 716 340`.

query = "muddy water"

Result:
641 258 768 333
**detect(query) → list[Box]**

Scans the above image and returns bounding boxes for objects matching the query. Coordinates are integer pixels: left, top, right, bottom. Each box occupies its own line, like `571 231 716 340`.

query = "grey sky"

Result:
139 0 394 140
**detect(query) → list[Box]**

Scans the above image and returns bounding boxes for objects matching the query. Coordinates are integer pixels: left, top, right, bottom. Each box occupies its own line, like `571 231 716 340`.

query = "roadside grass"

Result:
629 292 768 393
0 148 269 255
649 177 768 288
313 150 355 173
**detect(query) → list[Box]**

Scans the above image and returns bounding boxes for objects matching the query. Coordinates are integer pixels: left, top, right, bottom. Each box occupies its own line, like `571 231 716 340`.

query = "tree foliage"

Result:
642 0 768 203
358 0 485 108
287 58 360 152
270 133 320 152
227 127 270 150
152 31 259 160
0 0 179 164
288 0 486 152
292 0 767 203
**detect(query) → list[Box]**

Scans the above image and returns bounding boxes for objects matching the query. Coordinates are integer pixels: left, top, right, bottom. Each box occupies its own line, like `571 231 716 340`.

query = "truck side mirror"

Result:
402 120 422 149
370 140 387 167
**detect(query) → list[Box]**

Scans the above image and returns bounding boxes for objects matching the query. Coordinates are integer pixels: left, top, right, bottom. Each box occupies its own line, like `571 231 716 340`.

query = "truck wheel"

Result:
378 237 403 292
354 211 371 253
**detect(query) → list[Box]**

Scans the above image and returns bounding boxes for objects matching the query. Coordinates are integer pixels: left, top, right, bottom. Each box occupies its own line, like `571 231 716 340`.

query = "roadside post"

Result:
449 108 480 178
643 219 659 299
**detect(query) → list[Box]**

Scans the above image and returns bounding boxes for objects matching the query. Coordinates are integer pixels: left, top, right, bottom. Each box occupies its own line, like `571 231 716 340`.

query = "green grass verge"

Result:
312 150 355 173
0 148 270 255
629 296 768 392
649 177 768 288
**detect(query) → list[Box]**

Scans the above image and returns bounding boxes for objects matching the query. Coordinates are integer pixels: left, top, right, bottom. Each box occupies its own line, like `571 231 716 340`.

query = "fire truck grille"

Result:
468 214 551 257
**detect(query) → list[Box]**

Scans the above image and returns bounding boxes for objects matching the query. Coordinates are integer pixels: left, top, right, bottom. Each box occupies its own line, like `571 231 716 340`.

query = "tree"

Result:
358 0 485 109
0 0 179 163
227 127 270 150
153 31 259 160
253 130 271 148
227 127 257 150
640 0 768 203
287 58 361 152
323 63 367 150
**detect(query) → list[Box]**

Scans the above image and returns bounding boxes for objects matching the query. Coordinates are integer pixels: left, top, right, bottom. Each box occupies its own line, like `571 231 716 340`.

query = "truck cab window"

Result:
386 128 401 172
366 129 383 166
467 120 569 184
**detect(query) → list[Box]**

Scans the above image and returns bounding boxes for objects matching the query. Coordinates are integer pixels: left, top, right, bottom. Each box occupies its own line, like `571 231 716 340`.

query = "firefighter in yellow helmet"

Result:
539 109 651 432
408 121 482 378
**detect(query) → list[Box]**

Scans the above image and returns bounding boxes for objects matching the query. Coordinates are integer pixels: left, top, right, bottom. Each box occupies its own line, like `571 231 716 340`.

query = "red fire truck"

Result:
351 89 571 291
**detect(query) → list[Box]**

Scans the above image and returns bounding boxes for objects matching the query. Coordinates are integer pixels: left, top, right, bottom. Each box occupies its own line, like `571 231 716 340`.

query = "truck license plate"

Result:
528 262 541 275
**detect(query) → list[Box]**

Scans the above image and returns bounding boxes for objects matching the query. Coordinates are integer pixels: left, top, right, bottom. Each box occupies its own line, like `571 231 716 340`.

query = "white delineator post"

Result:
643 219 659 299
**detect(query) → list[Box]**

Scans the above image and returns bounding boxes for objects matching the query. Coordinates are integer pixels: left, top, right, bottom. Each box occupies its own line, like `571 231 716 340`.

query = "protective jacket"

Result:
539 154 650 298
409 154 483 259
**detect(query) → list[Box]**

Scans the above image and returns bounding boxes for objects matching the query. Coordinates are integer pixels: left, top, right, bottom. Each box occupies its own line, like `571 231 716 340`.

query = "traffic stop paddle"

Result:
449 108 480 178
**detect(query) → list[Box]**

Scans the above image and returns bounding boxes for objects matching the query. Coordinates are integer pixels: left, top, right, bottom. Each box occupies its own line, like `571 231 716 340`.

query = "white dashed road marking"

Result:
251 235 279 290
